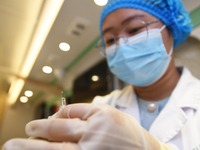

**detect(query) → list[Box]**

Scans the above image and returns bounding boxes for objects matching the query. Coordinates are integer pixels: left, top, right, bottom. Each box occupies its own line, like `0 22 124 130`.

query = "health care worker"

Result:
3 0 200 150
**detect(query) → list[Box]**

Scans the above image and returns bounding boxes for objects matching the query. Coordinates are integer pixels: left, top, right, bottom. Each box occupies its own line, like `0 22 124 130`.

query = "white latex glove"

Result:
4 103 173 150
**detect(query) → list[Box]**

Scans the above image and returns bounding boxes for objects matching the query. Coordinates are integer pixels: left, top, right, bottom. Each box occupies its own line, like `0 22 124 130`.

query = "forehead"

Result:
102 8 157 30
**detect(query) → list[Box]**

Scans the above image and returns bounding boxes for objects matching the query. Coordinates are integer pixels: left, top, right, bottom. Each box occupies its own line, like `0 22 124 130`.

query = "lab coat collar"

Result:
149 67 200 143
115 85 141 123
115 85 135 108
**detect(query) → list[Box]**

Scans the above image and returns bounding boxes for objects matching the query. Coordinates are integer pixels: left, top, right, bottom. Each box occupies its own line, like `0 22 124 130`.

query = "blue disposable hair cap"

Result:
100 0 193 47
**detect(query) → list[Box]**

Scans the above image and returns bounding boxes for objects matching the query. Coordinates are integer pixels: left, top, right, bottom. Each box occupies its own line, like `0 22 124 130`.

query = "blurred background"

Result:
0 0 200 147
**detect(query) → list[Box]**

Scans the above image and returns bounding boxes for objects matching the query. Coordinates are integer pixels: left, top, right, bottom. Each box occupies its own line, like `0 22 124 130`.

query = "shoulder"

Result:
176 67 200 94
178 67 200 109
92 85 133 107
180 67 200 84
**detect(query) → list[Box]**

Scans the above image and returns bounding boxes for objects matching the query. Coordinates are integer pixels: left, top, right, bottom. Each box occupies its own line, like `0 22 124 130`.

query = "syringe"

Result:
59 85 66 110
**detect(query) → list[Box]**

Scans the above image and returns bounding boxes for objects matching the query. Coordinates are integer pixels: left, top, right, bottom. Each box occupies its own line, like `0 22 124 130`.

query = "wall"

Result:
0 93 6 131
0 101 35 147
174 37 200 79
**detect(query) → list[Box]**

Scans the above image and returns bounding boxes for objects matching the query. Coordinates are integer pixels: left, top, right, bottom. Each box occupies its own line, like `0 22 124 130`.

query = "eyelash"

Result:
128 27 143 34
106 38 115 45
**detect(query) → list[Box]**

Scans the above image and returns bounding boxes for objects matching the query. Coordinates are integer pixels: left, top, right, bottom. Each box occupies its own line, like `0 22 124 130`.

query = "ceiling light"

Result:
20 96 28 103
92 75 99 82
59 42 70 51
94 0 108 6
25 90 33 97
7 0 64 105
8 79 25 105
42 66 53 74
20 0 64 77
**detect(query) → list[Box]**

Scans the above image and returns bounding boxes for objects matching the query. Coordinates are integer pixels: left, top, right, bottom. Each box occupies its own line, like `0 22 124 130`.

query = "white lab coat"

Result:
92 67 200 150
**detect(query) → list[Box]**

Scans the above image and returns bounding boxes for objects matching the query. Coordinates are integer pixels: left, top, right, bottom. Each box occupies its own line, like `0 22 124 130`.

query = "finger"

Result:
25 118 87 142
3 138 80 150
52 103 98 119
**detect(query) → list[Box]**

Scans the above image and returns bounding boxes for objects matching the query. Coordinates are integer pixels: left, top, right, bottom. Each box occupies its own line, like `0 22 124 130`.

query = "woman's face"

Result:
102 8 173 54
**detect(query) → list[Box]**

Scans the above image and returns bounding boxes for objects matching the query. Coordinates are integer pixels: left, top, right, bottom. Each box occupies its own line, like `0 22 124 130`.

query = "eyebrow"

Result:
121 14 145 25
102 14 145 35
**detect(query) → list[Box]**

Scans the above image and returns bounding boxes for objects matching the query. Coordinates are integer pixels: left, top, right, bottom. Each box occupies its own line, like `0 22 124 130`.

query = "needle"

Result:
59 85 66 110
61 85 64 97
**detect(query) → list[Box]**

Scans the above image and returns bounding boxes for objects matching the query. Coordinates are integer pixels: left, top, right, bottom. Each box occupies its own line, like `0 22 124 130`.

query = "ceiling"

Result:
0 0 44 91
1 0 200 107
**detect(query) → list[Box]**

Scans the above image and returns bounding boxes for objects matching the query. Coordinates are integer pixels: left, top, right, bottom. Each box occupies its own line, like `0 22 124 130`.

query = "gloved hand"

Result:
3 103 174 150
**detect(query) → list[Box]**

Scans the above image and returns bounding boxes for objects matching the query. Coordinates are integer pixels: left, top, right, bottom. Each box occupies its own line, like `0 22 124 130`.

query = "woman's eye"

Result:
129 28 140 34
106 38 115 45
129 27 143 34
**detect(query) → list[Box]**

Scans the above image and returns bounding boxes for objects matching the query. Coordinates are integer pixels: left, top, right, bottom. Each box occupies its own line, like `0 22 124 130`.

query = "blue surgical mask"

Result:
106 25 173 87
